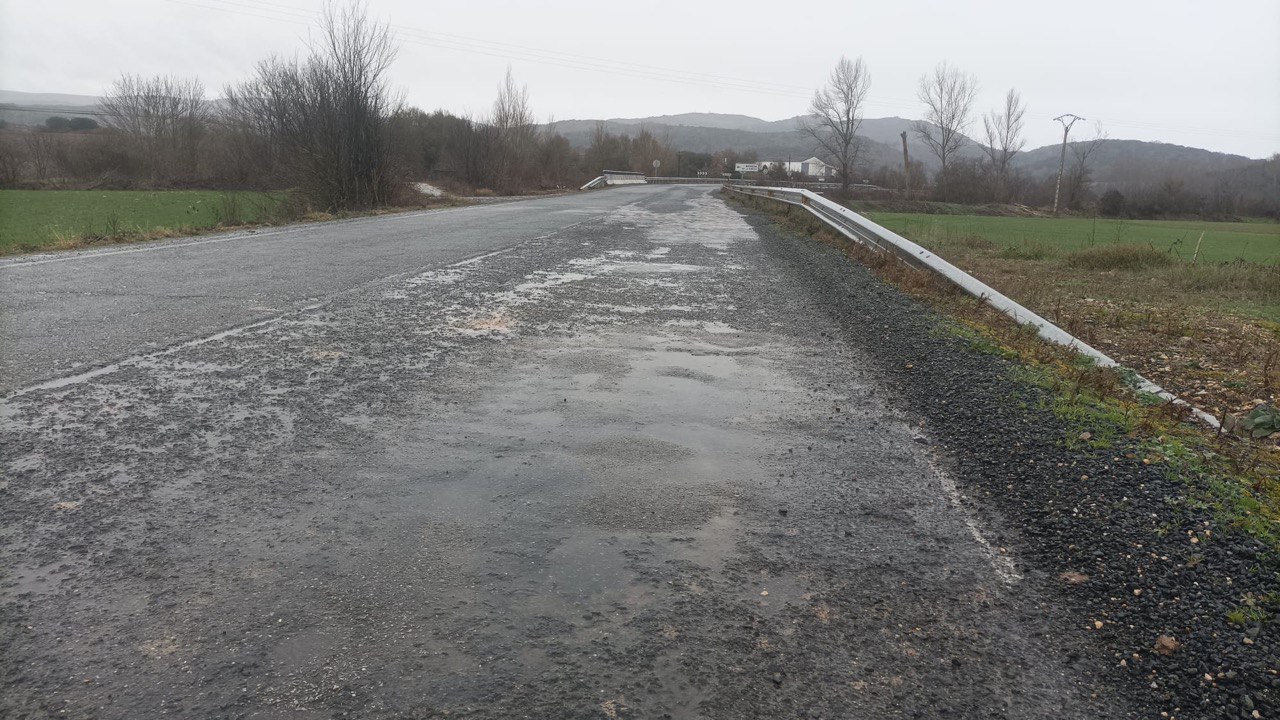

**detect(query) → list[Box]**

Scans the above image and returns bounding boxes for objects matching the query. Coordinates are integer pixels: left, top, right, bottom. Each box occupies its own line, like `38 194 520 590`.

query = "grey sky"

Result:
2 0 1278 158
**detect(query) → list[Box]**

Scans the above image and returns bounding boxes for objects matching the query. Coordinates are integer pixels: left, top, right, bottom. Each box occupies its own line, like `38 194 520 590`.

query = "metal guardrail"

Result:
645 177 730 184
582 176 862 190
726 184 1220 428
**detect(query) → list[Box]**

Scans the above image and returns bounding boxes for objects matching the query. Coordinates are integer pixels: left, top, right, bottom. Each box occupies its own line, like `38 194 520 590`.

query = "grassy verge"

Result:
732 192 1280 550
851 207 1280 425
0 189 467 255
856 203 1280 264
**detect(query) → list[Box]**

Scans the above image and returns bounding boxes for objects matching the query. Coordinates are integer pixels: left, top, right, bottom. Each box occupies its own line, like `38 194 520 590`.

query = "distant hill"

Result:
0 90 100 107
0 89 103 127
1014 139 1256 190
606 113 784 132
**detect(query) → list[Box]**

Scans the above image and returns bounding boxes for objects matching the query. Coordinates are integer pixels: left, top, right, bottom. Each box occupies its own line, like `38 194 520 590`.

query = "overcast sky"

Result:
2 0 1278 158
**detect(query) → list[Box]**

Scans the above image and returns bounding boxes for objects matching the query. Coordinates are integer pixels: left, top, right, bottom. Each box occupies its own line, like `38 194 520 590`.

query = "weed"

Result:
103 211 122 237
214 192 247 226
1226 592 1276 626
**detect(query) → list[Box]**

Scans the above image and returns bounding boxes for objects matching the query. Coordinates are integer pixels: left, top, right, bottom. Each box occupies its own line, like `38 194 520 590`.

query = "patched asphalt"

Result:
2 185 1271 718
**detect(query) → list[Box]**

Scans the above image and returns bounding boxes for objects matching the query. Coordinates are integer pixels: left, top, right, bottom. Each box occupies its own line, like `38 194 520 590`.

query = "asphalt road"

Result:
2 185 1135 718
0 192 623 393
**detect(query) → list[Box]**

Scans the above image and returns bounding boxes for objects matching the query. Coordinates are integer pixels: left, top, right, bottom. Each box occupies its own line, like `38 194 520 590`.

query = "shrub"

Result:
1099 189 1125 217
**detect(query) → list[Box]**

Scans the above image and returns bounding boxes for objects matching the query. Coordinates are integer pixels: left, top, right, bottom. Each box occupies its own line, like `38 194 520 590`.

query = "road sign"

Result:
652 159 661 169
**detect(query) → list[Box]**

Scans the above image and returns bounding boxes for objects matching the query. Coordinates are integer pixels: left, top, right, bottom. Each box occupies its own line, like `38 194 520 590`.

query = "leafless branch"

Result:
914 62 978 200
981 89 1025 202
799 56 870 195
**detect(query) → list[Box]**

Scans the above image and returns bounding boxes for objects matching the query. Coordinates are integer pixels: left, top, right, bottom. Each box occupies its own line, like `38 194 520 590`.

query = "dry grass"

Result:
1065 244 1174 270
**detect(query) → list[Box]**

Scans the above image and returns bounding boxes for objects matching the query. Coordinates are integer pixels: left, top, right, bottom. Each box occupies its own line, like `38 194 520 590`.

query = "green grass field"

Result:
0 190 283 254
861 212 1280 265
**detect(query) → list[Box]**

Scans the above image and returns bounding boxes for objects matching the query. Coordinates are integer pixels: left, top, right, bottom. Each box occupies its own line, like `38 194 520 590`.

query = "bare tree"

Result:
438 113 501 190
800 56 871 195
224 1 400 209
492 67 533 132
23 131 61 181
980 89 1026 202
101 74 209 180
0 134 26 185
491 67 537 191
1065 123 1107 210
584 123 629 174
914 62 978 201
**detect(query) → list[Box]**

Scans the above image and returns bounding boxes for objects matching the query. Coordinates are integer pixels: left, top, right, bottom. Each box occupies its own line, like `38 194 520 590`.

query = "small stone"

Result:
1060 571 1090 585
760 590 769 596
1078 431 1092 441
1133 588 1142 596
1093 620 1104 630
1153 635 1180 656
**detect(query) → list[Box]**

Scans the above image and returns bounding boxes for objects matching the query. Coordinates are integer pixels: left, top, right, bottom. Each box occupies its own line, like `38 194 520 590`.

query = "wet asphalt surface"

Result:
1 185 1272 718
0 193 621 393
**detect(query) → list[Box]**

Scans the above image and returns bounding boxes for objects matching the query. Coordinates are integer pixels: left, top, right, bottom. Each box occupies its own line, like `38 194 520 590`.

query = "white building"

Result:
735 157 835 179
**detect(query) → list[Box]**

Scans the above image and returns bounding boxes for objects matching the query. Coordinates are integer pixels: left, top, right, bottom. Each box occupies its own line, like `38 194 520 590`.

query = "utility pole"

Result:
900 131 910 200
1052 114 1084 216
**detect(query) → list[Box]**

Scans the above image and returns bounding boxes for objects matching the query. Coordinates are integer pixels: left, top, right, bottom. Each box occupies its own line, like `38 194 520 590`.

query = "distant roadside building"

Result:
734 157 836 179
